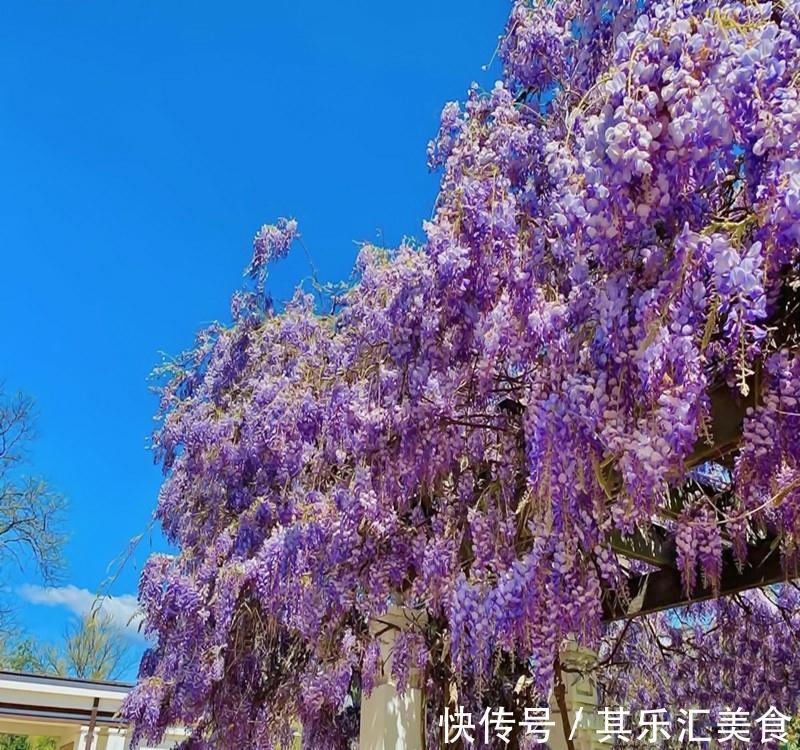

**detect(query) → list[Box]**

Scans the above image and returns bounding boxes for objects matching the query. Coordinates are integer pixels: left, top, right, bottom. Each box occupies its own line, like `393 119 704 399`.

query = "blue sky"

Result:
0 2 508 674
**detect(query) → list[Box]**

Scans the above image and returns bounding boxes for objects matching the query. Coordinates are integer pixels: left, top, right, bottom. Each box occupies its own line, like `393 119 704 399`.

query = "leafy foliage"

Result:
0 736 55 750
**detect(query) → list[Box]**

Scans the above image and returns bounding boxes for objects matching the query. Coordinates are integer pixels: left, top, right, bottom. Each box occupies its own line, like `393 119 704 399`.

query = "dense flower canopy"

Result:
124 0 800 746
603 587 800 748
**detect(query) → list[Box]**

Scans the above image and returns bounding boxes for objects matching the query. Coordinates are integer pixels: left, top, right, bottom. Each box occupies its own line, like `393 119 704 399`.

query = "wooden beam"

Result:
602 536 796 621
600 370 758 498
686 374 758 467
601 292 800 613
609 526 674 568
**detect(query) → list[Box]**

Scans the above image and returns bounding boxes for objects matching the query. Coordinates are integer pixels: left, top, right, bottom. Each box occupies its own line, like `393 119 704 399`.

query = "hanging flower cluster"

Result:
602 585 800 750
124 0 800 746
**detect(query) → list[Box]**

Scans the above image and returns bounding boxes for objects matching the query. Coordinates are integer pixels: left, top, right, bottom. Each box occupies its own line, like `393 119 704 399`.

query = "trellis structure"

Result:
604 363 798 621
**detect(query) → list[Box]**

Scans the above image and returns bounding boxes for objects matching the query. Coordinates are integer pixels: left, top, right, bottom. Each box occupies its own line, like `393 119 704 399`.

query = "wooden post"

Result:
84 697 99 750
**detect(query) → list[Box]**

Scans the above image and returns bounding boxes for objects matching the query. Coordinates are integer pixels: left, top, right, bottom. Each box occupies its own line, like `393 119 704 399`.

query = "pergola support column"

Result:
358 607 424 750
549 643 603 750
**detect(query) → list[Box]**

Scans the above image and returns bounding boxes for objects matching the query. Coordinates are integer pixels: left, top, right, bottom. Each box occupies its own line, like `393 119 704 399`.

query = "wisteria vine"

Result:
124 0 800 746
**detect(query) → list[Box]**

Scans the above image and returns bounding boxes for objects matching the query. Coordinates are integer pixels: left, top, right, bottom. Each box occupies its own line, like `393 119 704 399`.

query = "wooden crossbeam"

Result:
608 375 757 571
608 480 730 566
602 374 756 498
603 287 800 614
602 375 787 617
686 373 758 467
608 527 674 568
603 536 795 621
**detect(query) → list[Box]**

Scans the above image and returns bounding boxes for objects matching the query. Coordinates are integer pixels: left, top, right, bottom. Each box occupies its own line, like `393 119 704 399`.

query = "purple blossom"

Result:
124 0 800 745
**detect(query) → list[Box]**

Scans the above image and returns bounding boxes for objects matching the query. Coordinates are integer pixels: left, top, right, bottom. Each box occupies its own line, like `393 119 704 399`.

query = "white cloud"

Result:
19 584 145 641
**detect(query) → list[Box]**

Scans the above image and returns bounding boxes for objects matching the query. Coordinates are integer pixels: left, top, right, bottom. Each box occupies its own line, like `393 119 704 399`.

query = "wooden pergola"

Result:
603 362 798 621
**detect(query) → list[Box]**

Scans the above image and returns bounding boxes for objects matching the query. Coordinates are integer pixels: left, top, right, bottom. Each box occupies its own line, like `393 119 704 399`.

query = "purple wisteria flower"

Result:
123 0 800 746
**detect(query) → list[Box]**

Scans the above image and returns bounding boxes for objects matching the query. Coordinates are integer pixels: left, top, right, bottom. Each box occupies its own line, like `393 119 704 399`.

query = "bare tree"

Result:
37 612 131 681
0 389 65 583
